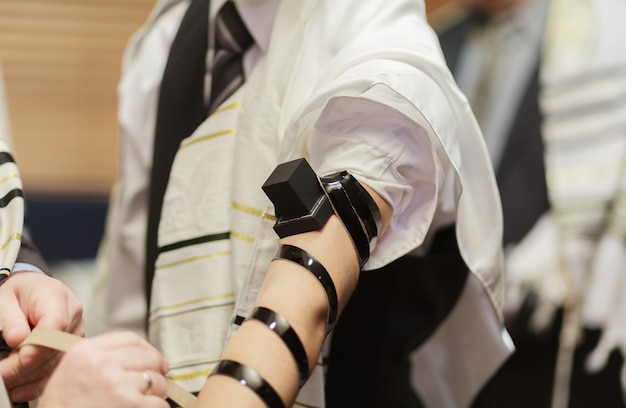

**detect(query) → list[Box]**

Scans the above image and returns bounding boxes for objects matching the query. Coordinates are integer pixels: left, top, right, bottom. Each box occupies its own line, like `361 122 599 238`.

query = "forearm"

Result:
198 183 390 407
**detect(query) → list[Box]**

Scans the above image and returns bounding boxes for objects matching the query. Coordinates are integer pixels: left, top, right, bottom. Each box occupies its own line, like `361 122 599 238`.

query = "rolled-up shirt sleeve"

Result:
309 86 446 270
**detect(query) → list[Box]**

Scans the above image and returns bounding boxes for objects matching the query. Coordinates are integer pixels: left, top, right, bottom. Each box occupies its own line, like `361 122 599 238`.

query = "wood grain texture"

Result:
0 0 153 196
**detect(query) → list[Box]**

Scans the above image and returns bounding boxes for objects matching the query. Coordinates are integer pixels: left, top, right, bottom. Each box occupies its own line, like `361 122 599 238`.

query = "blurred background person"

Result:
434 0 626 406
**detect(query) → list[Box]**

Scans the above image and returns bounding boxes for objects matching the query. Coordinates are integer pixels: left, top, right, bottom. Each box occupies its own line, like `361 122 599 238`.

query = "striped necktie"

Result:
208 1 254 114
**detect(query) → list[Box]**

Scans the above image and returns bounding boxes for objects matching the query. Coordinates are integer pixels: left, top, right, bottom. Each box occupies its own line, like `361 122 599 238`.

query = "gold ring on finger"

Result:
141 370 153 395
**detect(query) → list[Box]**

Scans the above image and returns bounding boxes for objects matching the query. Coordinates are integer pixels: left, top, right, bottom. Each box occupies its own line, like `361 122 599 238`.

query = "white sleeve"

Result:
309 86 444 270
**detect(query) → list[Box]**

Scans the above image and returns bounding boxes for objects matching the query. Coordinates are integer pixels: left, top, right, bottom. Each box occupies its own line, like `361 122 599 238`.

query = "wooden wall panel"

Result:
426 0 464 29
426 0 457 10
0 0 459 197
0 0 153 196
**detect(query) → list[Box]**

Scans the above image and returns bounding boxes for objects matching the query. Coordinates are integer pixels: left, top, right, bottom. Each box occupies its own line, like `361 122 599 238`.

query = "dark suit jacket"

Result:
438 14 550 246
16 227 48 272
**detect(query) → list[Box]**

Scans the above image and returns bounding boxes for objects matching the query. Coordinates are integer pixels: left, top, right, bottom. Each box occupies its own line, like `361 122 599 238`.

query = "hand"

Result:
503 214 569 333
0 271 84 401
38 332 170 408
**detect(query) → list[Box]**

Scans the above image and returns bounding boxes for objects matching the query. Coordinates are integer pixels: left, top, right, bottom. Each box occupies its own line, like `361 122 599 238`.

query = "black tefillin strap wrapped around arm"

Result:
210 360 284 408
248 306 310 387
320 170 382 268
210 158 381 407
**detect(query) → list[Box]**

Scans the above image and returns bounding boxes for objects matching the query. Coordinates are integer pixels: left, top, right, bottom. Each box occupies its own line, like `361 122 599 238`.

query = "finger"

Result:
33 288 84 335
3 343 60 402
135 370 168 398
107 346 166 374
61 290 85 336
0 272 83 337
86 332 167 373
87 331 154 350
141 395 171 408
5 376 48 403
0 293 31 348
121 370 170 408
1 346 61 390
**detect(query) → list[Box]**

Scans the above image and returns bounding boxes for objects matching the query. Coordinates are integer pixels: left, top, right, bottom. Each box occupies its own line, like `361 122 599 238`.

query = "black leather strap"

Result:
274 244 338 333
248 307 309 387
325 171 381 243
320 171 374 267
211 360 284 408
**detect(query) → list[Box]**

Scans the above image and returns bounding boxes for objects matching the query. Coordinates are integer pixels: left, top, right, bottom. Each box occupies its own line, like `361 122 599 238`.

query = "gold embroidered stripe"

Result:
231 230 255 243
150 292 235 315
0 173 19 186
168 369 214 382
180 128 236 149
213 101 242 114
0 232 21 251
231 200 277 221
156 250 231 270
169 357 221 371
150 301 235 323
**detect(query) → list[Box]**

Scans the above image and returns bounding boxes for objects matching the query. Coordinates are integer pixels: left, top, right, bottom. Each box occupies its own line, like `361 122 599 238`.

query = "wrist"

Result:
0 269 53 291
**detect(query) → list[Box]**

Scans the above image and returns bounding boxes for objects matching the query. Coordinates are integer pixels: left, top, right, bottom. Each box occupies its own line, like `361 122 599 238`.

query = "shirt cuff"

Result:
12 262 46 275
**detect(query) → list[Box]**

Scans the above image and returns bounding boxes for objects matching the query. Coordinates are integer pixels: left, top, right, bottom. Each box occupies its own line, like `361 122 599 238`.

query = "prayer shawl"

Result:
503 0 626 337
0 65 23 271
509 0 626 404
541 0 626 355
0 137 22 271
